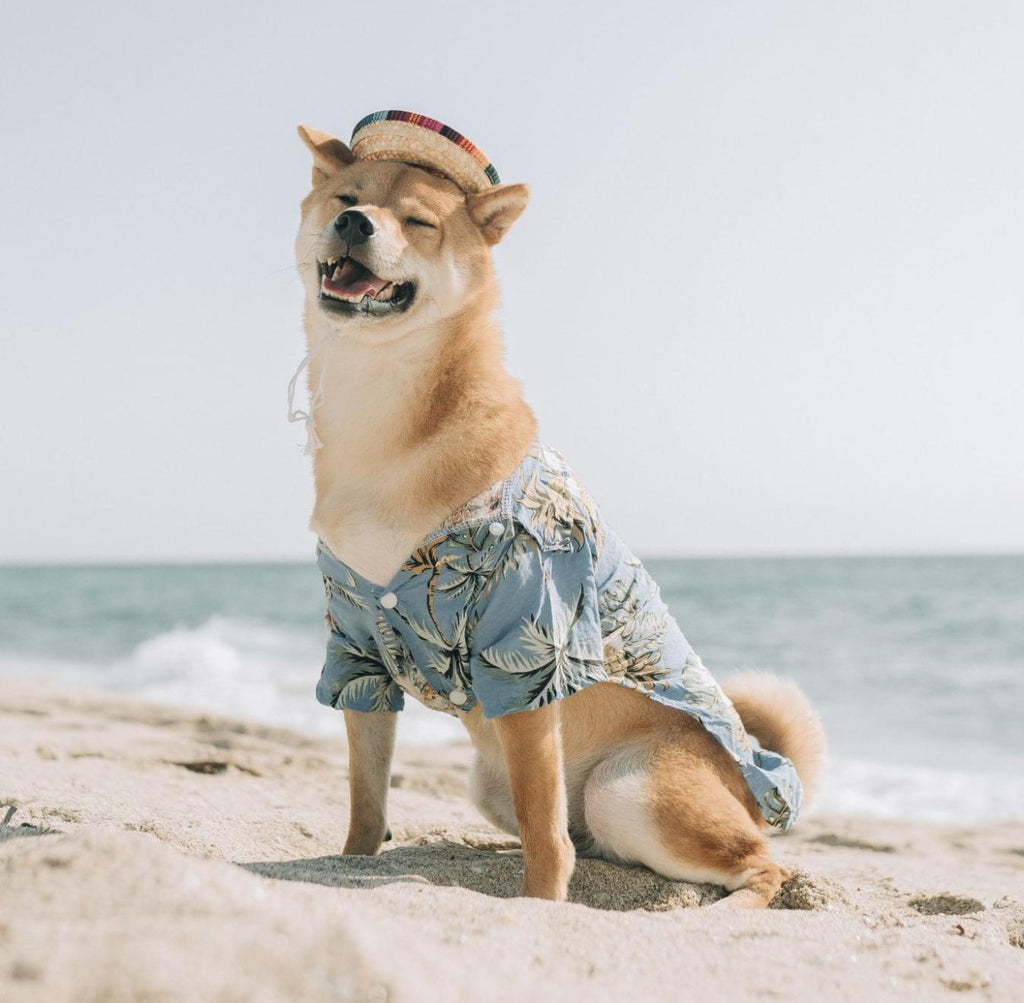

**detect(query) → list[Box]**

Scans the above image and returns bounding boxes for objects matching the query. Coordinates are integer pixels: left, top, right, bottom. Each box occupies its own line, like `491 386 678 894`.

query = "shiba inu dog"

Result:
294 114 825 907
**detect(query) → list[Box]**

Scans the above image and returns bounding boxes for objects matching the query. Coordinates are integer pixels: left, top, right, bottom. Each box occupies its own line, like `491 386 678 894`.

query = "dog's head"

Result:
296 125 528 341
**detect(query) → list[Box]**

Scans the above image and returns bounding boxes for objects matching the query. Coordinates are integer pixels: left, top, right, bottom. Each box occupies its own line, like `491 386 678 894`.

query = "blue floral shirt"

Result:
316 445 801 829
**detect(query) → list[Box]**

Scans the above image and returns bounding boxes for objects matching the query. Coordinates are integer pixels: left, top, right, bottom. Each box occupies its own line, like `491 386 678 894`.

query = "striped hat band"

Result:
350 111 500 194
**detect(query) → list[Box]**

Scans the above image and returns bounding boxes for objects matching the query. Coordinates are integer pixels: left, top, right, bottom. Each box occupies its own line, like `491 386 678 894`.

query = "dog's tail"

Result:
722 671 826 810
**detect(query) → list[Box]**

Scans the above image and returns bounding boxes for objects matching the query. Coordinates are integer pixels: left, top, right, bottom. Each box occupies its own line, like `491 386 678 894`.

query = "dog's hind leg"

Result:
583 744 789 909
469 749 518 835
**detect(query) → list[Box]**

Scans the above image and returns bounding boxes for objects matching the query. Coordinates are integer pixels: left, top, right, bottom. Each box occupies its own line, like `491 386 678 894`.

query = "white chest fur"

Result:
305 334 447 585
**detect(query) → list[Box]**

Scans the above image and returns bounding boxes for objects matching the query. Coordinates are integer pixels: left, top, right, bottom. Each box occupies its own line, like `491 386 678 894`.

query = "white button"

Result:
380 592 398 609
488 521 505 536
449 689 468 706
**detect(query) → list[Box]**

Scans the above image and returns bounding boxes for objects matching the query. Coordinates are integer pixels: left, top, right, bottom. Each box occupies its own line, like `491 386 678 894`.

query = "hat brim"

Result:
350 113 500 194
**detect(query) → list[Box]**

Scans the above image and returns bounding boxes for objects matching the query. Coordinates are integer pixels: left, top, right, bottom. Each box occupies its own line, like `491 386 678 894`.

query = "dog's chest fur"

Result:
306 335 459 585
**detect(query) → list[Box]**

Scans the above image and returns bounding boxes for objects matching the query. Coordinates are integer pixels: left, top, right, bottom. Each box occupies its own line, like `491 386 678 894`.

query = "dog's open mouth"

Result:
318 257 415 316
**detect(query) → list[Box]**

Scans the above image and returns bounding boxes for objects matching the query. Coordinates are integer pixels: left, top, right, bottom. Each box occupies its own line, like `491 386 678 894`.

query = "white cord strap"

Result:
287 346 329 455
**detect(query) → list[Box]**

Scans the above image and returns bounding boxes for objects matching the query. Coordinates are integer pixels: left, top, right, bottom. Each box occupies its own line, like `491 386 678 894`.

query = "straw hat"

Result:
350 111 500 193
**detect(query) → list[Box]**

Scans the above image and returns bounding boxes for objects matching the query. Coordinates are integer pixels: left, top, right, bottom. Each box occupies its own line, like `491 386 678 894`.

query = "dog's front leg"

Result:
494 703 575 900
342 709 396 855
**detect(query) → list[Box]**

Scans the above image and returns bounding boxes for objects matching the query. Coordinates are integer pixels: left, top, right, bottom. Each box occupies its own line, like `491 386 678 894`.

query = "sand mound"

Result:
2 681 1024 1003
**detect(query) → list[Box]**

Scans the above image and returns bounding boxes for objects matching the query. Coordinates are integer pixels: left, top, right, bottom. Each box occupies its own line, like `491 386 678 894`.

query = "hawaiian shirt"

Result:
316 445 801 829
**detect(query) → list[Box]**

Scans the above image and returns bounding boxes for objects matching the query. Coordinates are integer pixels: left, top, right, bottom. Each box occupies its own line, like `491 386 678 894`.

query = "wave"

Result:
1 617 1021 823
814 757 1024 825
0 616 466 743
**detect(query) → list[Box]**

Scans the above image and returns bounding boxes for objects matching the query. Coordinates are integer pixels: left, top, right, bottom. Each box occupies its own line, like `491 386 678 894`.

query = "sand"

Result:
1 680 1022 1002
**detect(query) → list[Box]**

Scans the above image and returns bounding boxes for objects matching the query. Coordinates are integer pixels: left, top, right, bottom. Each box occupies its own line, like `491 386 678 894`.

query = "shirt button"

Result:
380 592 398 609
449 689 468 706
488 521 505 536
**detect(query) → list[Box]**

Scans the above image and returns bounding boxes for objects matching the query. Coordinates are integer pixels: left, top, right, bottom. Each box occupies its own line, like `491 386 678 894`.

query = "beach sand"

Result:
2 680 1022 1002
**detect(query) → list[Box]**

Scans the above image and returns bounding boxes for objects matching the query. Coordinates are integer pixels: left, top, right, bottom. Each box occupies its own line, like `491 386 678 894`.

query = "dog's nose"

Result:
333 210 375 245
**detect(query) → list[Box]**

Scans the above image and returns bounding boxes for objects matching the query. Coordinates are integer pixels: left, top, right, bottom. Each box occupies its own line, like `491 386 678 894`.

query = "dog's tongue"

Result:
322 259 389 300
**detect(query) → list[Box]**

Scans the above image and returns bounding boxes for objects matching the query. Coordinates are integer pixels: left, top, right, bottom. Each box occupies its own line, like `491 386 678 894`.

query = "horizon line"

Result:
2 548 1022 570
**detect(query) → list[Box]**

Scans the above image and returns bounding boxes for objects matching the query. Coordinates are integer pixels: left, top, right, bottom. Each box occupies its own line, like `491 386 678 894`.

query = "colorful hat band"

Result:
350 110 500 193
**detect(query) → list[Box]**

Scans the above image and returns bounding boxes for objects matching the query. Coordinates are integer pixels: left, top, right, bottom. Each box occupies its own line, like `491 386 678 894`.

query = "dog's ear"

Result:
467 183 530 245
297 125 355 185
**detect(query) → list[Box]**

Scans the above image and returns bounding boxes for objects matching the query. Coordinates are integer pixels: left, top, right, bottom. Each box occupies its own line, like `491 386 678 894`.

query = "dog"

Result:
293 112 825 907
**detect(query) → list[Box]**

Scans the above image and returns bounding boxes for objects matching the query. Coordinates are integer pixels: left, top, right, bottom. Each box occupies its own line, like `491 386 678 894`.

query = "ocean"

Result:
1 555 1022 824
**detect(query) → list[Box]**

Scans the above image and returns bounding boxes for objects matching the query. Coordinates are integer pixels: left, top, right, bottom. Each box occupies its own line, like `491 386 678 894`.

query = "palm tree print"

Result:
514 462 603 556
373 614 412 683
478 585 605 708
322 632 399 712
403 524 509 646
399 607 473 694
599 563 672 687
315 442 802 831
323 568 370 613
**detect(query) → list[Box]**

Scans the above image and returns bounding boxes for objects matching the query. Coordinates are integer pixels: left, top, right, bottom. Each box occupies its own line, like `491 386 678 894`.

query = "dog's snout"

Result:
334 210 375 245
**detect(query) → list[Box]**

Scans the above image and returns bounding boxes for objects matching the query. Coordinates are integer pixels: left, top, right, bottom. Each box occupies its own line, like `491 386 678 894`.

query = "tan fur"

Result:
340 709 397 854
723 671 826 808
467 682 822 905
298 124 355 185
295 128 535 584
295 126 826 905
494 704 576 900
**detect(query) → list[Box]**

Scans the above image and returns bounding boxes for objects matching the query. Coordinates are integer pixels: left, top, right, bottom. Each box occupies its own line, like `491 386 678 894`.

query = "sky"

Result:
1 1 1021 563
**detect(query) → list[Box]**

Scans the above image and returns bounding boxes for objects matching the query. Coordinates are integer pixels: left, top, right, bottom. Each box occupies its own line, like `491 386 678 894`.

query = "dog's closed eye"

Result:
406 217 437 229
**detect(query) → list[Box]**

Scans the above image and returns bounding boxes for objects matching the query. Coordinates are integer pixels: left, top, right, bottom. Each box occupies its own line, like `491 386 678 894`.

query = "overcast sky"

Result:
2 1 1021 563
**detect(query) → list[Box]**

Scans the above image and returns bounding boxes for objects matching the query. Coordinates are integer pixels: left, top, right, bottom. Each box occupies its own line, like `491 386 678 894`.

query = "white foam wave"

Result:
105 616 466 743
815 757 1024 824
2 619 1022 823
106 616 321 732
0 617 466 743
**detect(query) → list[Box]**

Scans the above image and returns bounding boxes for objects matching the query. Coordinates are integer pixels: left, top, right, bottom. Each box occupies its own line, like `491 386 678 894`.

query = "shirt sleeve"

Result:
467 532 607 717
316 628 405 713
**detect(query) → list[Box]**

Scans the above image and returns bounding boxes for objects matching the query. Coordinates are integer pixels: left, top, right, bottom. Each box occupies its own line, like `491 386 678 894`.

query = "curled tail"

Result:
723 671 826 810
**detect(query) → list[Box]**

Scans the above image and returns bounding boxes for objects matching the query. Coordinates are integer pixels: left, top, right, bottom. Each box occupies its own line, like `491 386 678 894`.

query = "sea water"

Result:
1 555 1021 823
